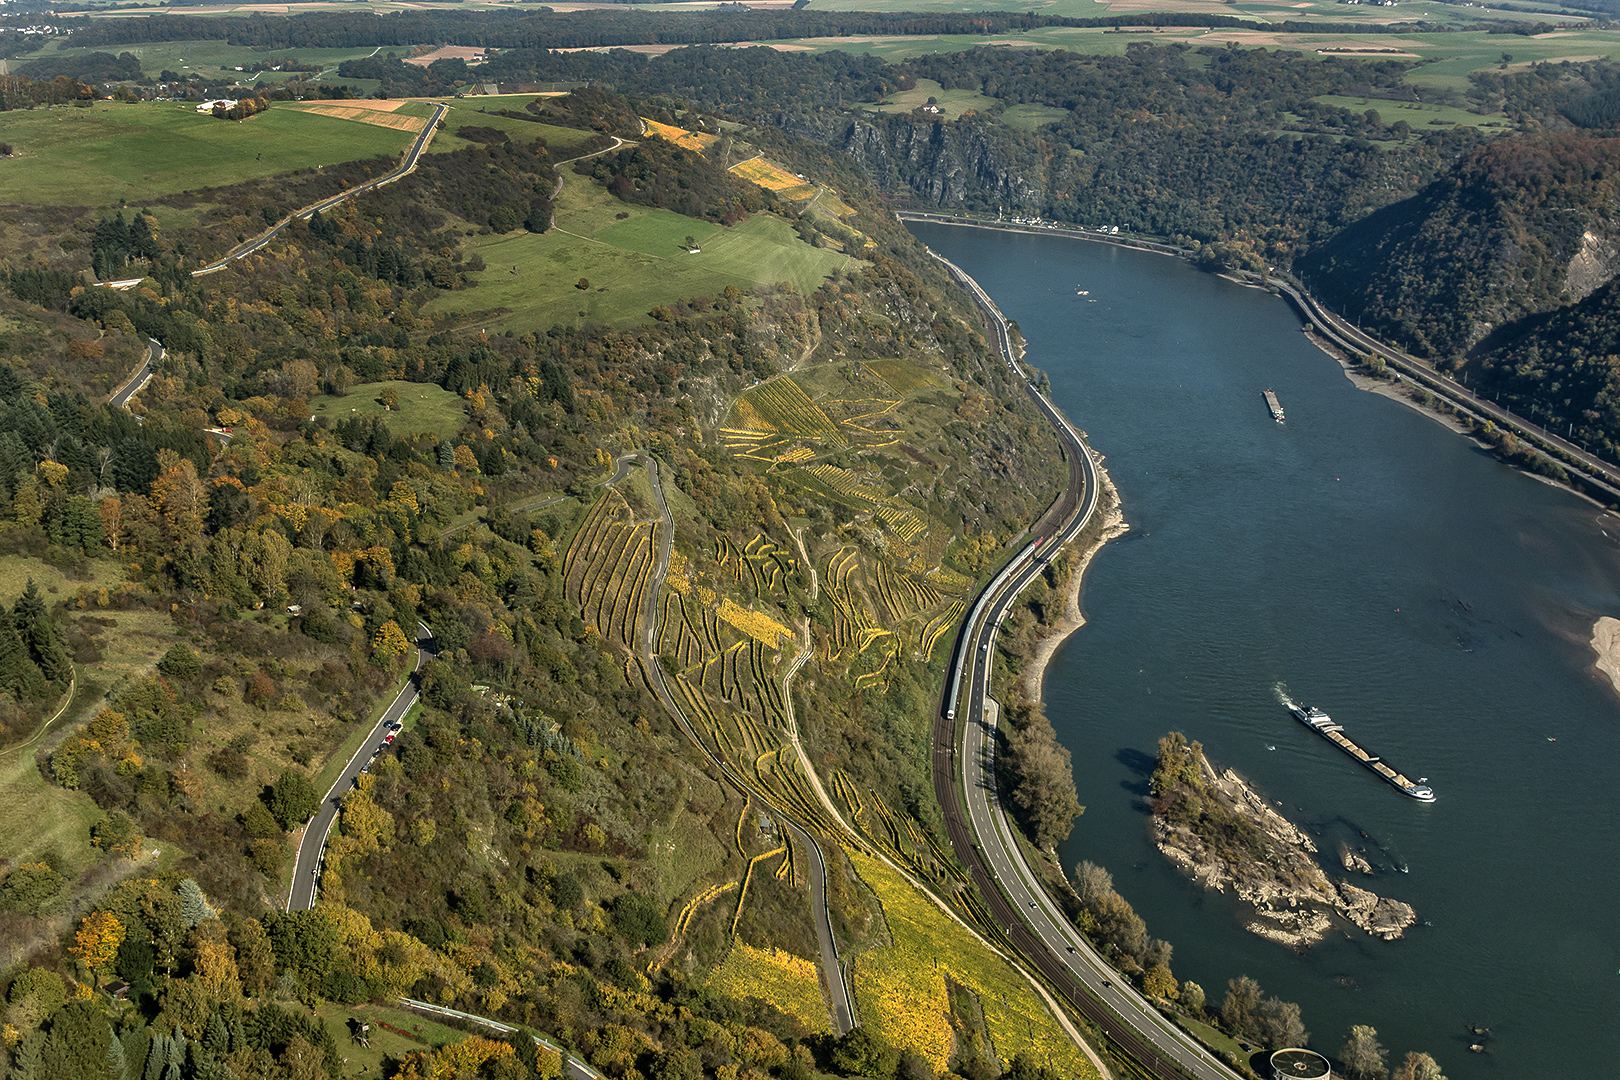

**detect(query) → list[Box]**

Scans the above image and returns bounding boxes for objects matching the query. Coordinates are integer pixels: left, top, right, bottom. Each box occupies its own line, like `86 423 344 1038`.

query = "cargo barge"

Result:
1289 703 1434 802
1262 389 1285 422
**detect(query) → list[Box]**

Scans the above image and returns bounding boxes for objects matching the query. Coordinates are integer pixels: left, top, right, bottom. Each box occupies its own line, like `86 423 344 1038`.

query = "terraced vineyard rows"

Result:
564 489 658 651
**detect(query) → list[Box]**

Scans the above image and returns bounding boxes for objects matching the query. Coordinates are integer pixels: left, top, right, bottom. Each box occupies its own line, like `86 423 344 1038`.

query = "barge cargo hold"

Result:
1262 389 1285 422
1288 703 1434 802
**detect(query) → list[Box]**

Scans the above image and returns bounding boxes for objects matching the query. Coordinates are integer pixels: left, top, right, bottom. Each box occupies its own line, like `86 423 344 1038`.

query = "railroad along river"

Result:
909 221 1620 1080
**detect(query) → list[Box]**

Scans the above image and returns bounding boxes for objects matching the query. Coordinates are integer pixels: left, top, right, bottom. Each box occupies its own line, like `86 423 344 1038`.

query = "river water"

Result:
909 221 1620 1079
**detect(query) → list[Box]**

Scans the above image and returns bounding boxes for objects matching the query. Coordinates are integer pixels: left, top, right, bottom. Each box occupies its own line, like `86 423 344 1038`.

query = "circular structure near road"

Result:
1270 1048 1332 1080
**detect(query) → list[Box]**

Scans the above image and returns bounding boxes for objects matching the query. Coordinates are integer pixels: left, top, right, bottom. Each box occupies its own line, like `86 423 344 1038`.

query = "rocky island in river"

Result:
1149 732 1416 950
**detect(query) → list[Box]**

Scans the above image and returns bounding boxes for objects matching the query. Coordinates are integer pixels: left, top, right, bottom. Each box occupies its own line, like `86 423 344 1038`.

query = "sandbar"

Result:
1591 616 1620 694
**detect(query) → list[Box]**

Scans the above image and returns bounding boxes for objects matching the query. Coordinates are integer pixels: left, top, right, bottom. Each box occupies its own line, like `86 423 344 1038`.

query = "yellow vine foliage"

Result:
716 597 793 649
846 851 1100 1079
707 943 831 1034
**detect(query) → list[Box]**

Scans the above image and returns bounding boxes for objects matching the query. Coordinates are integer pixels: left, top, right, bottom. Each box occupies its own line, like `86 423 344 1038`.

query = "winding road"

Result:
192 102 449 278
634 452 856 1034
287 621 436 912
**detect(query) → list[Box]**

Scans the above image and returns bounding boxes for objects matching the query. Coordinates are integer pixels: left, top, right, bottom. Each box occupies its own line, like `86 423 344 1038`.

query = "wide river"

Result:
910 221 1620 1079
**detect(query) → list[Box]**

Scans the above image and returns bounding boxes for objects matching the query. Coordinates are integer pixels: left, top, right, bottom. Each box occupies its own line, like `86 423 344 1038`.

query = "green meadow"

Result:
18 37 392 83
309 380 467 442
428 178 856 334
0 101 414 207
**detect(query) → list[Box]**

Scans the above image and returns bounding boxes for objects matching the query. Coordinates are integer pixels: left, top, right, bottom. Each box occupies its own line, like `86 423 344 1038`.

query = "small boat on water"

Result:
1263 389 1285 422
1288 702 1435 802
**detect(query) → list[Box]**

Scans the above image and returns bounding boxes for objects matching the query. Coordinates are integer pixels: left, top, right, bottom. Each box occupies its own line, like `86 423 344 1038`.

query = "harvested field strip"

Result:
289 104 428 132
730 156 815 196
642 117 719 152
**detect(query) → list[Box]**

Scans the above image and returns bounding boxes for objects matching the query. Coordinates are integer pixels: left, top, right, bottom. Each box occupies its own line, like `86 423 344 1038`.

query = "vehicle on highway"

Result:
384 733 396 744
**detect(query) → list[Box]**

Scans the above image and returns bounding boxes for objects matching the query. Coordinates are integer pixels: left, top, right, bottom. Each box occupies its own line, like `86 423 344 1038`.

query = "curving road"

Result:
192 103 449 278
109 338 163 410
923 235 1241 1080
288 620 436 911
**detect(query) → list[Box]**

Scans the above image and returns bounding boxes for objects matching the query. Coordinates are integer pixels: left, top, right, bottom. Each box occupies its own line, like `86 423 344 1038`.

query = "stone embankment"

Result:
1153 759 1416 949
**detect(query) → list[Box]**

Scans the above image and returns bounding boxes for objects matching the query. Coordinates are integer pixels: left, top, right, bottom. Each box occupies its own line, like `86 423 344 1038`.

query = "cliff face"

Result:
1150 736 1416 950
776 111 1043 208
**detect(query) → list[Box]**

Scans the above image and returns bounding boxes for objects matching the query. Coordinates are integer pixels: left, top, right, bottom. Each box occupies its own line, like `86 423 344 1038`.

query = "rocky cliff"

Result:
776 110 1043 208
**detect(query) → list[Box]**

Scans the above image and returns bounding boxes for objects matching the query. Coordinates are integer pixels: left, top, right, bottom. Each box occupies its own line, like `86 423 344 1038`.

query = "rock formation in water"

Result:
1149 732 1417 950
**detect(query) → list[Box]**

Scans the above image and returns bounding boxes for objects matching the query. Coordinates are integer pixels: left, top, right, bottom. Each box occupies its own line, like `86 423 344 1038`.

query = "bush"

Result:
156 644 202 680
609 890 668 948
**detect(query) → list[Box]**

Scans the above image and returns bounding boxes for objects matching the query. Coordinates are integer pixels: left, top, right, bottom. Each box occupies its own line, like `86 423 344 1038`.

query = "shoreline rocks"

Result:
1152 757 1416 950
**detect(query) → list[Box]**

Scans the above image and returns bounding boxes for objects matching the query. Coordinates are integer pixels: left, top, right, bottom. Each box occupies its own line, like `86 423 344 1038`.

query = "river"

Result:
909 221 1620 1079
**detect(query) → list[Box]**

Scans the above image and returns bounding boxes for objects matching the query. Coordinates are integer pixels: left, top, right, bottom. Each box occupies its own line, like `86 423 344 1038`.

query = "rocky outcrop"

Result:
775 111 1043 208
1152 757 1416 950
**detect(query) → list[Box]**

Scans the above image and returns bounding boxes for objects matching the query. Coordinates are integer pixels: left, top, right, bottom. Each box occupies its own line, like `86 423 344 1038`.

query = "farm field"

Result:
309 380 467 442
0 101 413 207
426 178 854 333
767 17 1620 77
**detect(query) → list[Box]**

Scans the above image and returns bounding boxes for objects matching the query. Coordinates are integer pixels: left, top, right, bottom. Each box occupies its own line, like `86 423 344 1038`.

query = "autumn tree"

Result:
1341 1025 1389 1080
372 619 410 663
1392 1052 1446 1080
1221 976 1262 1041
1000 701 1083 849
149 450 206 546
71 911 126 982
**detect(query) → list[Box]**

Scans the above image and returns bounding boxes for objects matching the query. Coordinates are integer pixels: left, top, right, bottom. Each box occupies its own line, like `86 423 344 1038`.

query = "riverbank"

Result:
1022 467 1127 703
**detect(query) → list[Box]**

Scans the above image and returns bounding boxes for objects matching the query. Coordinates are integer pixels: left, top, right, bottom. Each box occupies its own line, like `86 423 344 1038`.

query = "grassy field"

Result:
866 79 999 119
18 37 392 83
313 1000 474 1078
429 100 599 156
309 380 467 442
427 178 855 334
1312 94 1514 133
0 101 414 207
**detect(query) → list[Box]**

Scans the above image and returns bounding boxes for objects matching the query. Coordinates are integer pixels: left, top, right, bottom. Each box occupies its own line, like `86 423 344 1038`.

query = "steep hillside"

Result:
1297 133 1620 361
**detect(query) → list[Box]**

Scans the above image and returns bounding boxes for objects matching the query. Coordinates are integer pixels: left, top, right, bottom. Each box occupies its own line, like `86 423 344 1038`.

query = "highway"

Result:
923 235 1243 1080
287 621 436 911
